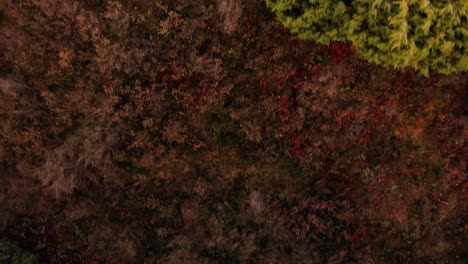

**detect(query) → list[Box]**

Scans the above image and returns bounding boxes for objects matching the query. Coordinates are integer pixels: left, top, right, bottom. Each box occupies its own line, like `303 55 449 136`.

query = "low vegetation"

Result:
0 0 466 263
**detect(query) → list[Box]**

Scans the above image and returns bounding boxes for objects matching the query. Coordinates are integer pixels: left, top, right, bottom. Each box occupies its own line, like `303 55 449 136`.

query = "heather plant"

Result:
217 0 243 34
0 238 38 264
0 0 466 262
266 0 468 75
34 121 117 198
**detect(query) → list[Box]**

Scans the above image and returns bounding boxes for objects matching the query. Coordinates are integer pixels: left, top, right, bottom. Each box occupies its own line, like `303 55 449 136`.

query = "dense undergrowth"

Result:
0 0 466 263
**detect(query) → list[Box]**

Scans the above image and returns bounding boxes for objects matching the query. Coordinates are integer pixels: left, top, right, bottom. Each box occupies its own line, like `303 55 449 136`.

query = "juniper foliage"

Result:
266 0 468 75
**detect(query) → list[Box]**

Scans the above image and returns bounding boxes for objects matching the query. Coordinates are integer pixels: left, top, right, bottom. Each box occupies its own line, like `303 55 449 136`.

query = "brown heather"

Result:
0 0 466 263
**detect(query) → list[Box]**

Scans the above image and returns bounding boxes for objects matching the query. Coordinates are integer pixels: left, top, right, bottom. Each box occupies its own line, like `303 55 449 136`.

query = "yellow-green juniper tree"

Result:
266 0 467 75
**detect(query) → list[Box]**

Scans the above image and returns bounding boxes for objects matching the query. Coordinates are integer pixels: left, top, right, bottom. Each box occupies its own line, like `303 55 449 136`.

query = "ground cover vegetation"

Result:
0 0 466 263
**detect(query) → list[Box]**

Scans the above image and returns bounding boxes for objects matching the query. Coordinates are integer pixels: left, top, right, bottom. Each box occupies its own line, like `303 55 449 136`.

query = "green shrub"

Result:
266 0 468 75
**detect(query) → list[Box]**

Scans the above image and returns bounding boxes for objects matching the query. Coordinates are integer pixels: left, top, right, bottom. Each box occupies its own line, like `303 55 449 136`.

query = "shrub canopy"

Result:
266 0 468 75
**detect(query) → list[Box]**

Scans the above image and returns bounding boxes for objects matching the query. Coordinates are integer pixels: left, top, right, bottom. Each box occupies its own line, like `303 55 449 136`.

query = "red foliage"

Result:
329 41 353 63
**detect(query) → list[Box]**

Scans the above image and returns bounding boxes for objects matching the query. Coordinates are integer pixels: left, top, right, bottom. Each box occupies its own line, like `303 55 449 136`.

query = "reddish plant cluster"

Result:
329 41 353 64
